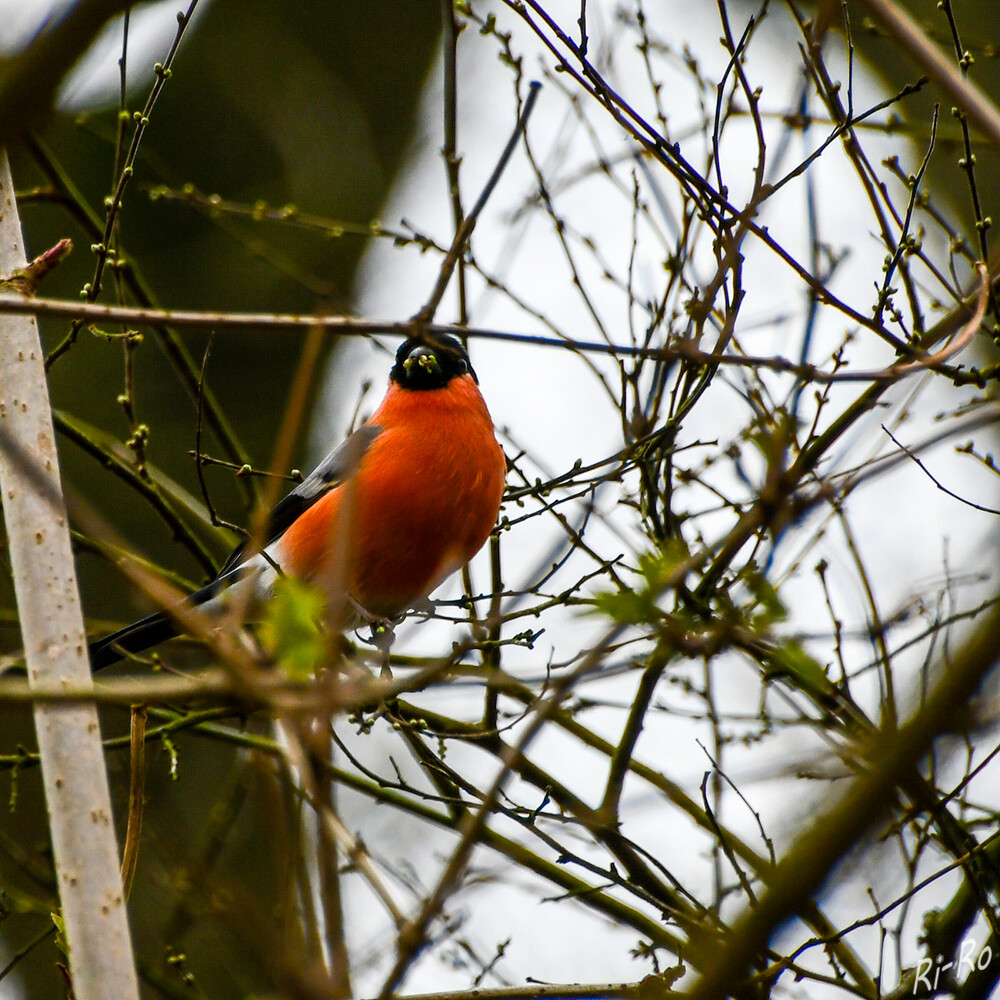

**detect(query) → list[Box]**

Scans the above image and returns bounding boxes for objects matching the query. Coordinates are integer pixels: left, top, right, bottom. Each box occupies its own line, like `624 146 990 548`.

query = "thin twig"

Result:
413 81 541 326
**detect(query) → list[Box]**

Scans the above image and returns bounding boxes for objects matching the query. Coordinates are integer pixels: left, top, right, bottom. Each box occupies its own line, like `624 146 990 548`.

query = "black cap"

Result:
389 334 478 390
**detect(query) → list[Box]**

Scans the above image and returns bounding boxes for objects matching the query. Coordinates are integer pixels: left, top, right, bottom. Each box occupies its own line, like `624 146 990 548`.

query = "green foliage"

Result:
589 540 691 626
50 912 67 957
257 576 329 680
743 569 788 629
761 639 833 700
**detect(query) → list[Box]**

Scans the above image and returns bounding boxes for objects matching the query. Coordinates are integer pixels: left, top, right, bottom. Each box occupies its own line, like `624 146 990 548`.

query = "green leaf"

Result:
764 640 832 698
744 570 787 627
51 911 67 956
590 587 661 626
258 576 329 680
588 540 690 626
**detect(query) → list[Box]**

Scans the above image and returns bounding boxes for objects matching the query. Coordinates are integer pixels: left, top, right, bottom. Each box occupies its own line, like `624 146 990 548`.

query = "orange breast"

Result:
275 374 506 621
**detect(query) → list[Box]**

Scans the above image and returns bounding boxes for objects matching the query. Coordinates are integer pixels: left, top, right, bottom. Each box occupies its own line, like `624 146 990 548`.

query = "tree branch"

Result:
0 150 140 999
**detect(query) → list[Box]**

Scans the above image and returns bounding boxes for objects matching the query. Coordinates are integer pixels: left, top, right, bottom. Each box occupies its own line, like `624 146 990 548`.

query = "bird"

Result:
89 333 507 670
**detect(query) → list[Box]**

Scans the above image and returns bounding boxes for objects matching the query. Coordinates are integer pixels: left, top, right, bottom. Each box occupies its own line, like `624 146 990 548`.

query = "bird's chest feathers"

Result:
358 399 497 541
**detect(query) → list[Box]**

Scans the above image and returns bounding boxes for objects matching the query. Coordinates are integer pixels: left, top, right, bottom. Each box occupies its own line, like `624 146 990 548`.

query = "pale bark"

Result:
0 150 139 1000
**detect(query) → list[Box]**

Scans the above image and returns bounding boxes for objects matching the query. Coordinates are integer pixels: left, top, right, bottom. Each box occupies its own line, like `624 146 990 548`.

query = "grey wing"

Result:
217 423 382 575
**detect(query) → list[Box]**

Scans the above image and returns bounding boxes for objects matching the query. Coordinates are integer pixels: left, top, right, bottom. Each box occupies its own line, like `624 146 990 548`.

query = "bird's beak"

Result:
403 348 439 374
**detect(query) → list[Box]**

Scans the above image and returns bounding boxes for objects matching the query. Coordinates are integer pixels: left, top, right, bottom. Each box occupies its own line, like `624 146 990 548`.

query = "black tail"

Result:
88 563 260 671
88 612 180 672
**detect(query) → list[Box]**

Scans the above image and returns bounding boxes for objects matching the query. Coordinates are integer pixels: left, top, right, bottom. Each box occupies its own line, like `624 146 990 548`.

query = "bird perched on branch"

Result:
89 334 507 670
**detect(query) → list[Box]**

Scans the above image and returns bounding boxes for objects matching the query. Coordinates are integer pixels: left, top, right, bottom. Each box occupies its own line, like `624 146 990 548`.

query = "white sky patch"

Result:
0 0 209 108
